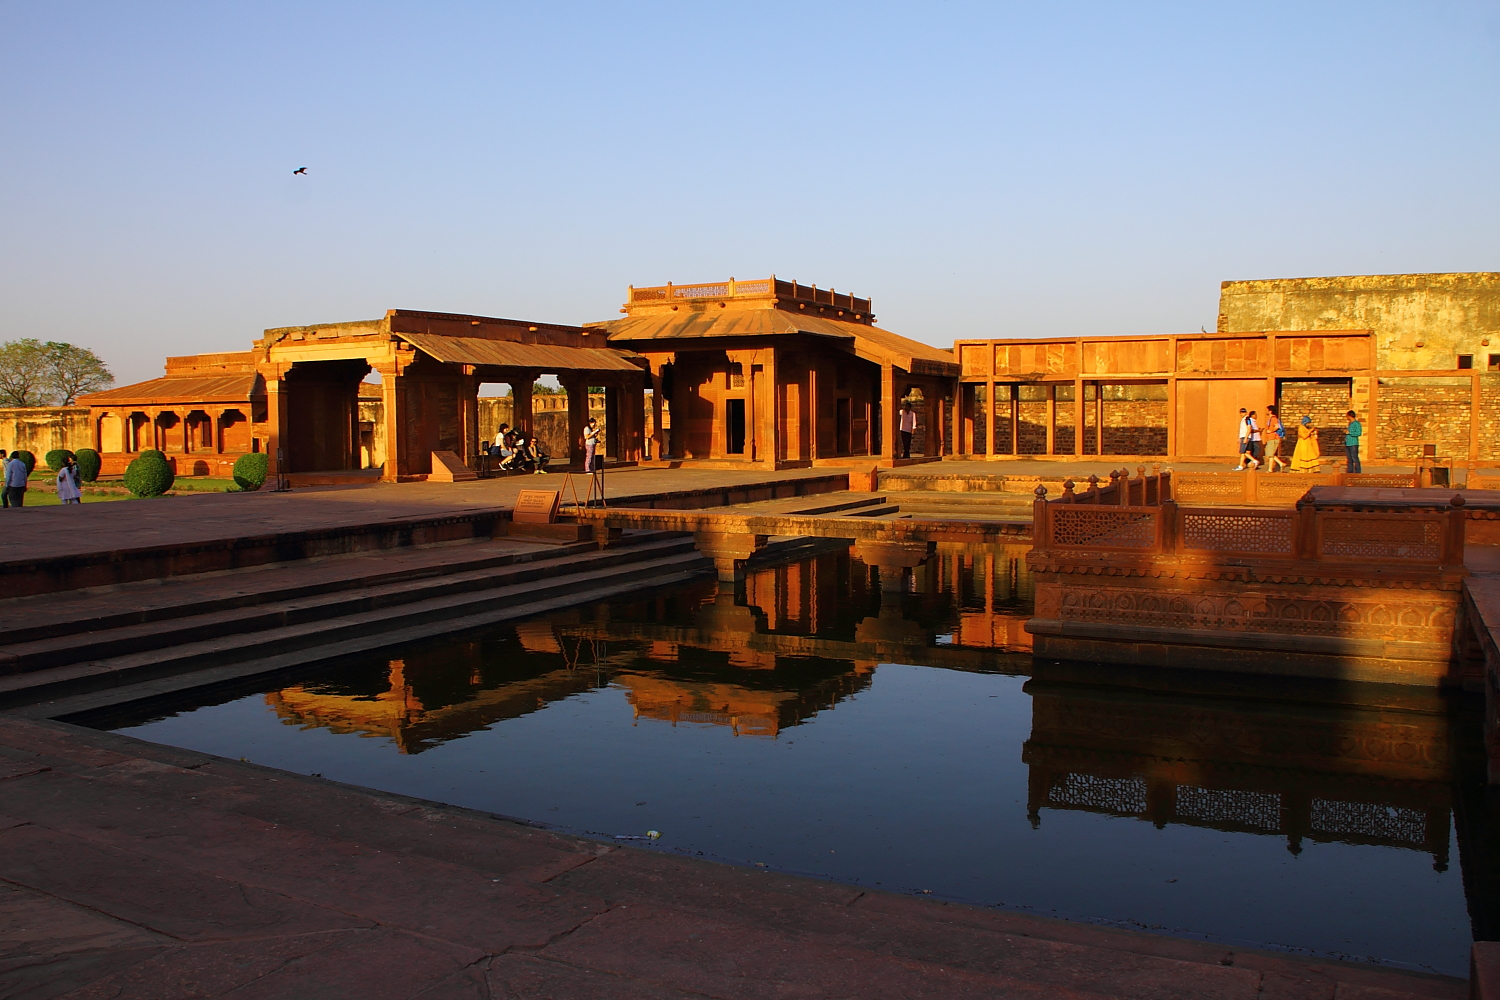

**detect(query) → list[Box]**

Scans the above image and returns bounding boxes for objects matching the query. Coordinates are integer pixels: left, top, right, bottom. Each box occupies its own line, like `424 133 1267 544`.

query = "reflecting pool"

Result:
90 544 1499 976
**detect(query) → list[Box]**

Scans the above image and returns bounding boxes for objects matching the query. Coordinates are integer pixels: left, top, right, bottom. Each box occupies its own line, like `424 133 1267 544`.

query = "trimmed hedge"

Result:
9 450 35 475
75 448 101 483
124 451 174 498
233 452 269 492
45 449 75 473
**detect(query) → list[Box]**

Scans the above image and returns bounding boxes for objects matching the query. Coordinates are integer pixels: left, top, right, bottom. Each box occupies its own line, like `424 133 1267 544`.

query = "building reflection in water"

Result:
1024 665 1456 865
196 539 1500 943
264 544 1034 751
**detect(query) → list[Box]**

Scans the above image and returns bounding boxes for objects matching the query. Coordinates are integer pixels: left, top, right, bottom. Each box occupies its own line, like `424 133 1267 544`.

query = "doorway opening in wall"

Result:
836 397 852 455
726 399 746 455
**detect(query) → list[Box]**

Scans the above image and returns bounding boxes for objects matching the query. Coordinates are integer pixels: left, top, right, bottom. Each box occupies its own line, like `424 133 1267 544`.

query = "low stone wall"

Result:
0 407 91 457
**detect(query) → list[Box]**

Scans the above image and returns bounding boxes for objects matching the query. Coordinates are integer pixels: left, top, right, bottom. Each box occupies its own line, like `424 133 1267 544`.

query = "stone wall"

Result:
1218 271 1500 371
1375 380 1472 462
1080 385 1168 456
1279 381 1352 456
0 407 91 457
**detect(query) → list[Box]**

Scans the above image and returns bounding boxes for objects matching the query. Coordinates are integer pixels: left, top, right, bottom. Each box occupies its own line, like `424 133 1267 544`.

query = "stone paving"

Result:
0 467 848 569
0 717 1468 999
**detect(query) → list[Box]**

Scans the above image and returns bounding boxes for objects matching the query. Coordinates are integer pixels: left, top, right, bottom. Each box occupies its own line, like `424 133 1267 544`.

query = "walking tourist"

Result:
1291 415 1322 472
1264 405 1287 472
55 455 81 504
1248 410 1264 469
1344 410 1363 473
3 449 28 507
1235 409 1260 470
0 451 8 509
1234 408 1249 469
899 401 917 459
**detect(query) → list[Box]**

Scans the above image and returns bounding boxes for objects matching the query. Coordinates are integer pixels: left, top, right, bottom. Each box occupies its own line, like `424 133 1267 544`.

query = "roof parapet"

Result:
625 276 874 325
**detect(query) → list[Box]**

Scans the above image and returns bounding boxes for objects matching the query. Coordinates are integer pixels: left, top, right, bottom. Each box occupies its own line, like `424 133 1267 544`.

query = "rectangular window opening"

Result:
1458 354 1474 369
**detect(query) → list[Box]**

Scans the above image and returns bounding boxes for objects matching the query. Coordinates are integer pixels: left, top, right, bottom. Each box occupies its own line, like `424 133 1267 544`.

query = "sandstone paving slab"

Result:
2 770 611 954
547 868 1261 1000
536 903 1127 1000
0 822 371 943
52 929 485 1000
550 848 1463 1000
0 946 168 1000
0 721 136 768
71 747 612 883
0 467 846 568
0 881 165 960
486 952 738 999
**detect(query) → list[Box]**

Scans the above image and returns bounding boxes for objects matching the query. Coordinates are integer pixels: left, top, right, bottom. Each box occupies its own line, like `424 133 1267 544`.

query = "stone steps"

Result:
0 532 674 647
0 534 696 674
0 539 710 712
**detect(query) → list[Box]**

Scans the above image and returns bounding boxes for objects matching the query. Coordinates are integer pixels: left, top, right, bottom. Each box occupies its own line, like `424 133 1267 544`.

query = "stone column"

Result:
561 375 588 467
880 364 897 464
512 374 534 439
374 366 406 483
457 366 480 469
808 365 821 461
620 376 645 462
649 367 665 462
694 531 767 583
264 382 290 475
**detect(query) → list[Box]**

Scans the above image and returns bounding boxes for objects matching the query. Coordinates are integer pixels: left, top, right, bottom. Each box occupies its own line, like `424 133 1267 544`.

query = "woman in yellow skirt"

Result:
1290 415 1322 472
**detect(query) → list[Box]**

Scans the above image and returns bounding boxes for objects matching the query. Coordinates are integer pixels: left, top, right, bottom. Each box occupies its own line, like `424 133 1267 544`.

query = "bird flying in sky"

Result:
292 167 307 175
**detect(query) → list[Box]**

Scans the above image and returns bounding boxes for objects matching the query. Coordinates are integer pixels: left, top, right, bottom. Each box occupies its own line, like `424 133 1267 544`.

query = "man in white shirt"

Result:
899 401 918 459
1235 410 1261 471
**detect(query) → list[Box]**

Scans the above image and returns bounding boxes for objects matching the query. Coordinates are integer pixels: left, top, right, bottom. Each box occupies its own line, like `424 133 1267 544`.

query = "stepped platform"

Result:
0 715 1468 1000
0 467 849 598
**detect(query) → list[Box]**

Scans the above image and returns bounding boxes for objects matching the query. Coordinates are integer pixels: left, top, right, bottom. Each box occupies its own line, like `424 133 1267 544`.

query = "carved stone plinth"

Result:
854 540 935 593
694 531 768 583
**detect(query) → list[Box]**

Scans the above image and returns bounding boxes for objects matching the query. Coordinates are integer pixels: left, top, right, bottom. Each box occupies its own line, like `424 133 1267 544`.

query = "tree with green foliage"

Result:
44 342 113 403
0 340 52 406
75 448 101 483
232 453 269 492
44 449 74 472
0 339 113 406
124 450 173 497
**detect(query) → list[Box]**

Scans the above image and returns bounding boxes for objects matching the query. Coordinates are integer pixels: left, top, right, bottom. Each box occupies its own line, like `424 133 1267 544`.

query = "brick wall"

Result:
1479 377 1500 461
1079 385 1168 455
1017 401 1048 454
1278 382 1351 456
1374 380 1470 462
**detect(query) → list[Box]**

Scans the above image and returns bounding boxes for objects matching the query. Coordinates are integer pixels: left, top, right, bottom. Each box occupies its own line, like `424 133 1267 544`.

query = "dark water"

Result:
93 544 1499 977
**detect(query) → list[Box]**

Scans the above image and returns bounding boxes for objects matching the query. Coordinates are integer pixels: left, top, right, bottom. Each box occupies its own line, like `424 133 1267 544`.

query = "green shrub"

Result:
9 450 35 475
45 449 74 472
124 451 174 498
75 448 101 483
232 452 269 492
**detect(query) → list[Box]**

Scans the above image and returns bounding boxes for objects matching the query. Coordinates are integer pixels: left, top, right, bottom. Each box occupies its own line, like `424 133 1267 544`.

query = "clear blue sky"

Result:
3 2 1497 387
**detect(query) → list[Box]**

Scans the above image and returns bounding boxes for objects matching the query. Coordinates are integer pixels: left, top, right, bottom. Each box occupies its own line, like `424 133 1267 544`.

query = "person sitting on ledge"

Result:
1291 415 1322 473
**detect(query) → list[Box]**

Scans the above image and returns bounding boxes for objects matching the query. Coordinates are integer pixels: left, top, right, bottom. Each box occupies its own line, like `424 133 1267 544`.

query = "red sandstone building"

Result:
596 277 960 468
81 276 961 479
74 271 1500 477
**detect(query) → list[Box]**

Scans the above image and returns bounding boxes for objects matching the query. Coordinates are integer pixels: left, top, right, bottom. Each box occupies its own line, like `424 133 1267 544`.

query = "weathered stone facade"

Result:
0 407 91 457
1218 271 1500 372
